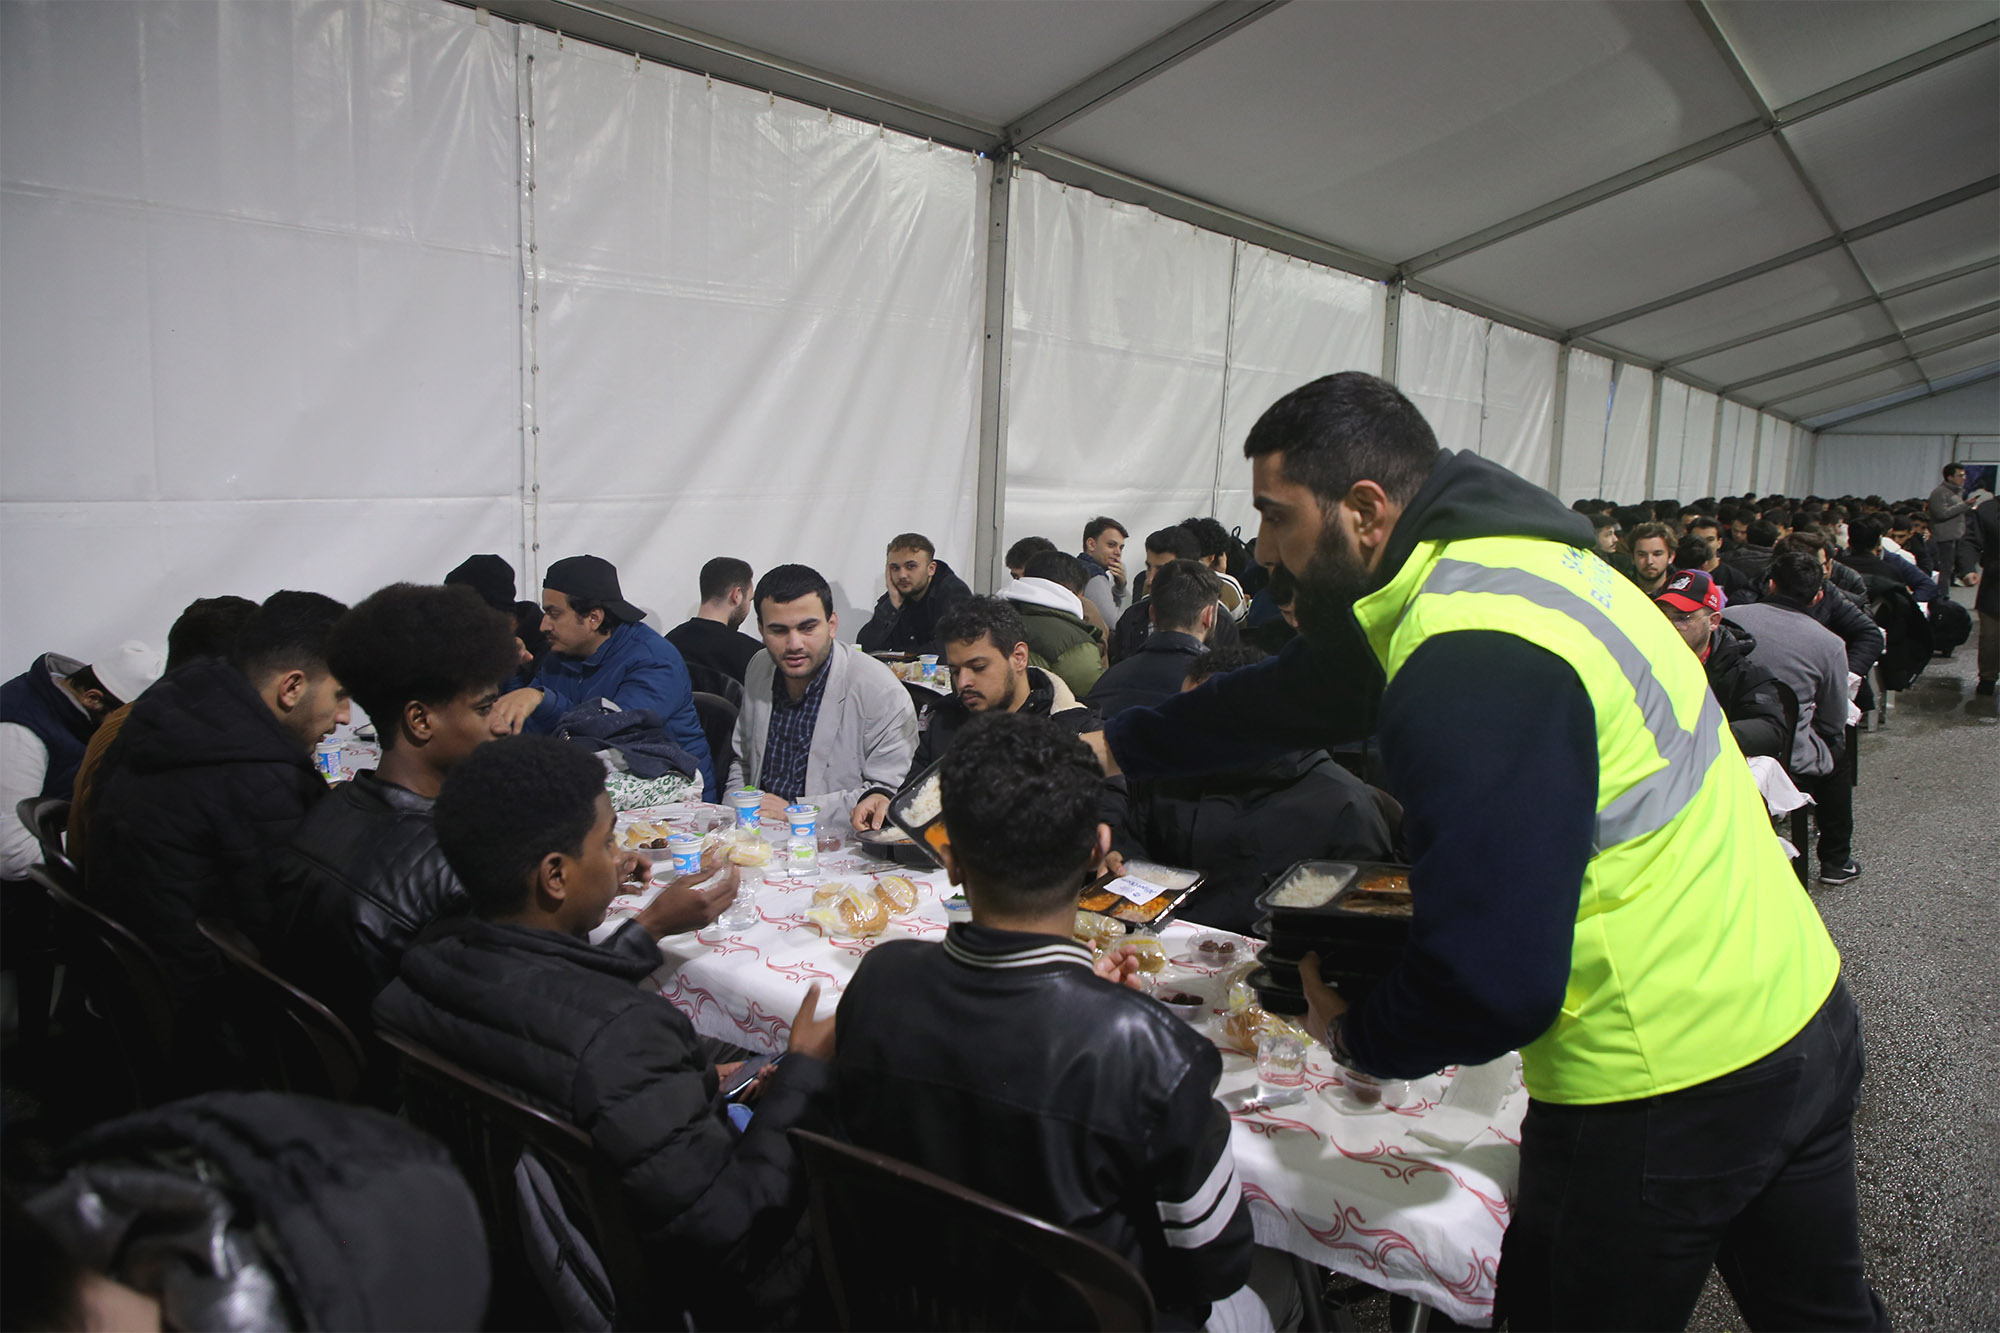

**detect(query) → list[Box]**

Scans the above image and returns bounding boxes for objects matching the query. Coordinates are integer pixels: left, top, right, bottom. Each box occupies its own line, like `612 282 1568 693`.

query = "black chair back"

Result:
30 864 174 1108
378 1028 656 1330
195 918 364 1101
788 1128 1156 1331
691 691 739 782
683 662 744 709
17 796 74 874
901 680 943 726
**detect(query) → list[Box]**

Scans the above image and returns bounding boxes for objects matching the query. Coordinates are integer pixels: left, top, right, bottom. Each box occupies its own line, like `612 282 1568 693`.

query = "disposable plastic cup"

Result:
1255 1031 1308 1107
786 804 817 840
729 789 762 828
666 833 701 877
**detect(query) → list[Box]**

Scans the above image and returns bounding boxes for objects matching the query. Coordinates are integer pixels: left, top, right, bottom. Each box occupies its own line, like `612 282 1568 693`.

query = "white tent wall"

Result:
1755 413 1791 496
1003 170 1386 563
1394 295 1557 486
1 0 524 668
1480 325 1558 487
1002 171 1234 567
1652 379 1691 502
1786 427 1817 497
1811 435 1961 498
1681 388 1720 501
1712 400 1744 496
1215 247 1386 536
1728 405 1760 495
1556 349 1614 501
521 30 986 630
1601 366 1653 504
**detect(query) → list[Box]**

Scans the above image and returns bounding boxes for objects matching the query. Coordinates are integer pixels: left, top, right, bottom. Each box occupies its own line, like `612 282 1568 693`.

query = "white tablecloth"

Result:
612 803 1523 1326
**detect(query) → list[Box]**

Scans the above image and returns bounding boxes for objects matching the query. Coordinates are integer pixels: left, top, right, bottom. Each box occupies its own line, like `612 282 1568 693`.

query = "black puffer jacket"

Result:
374 918 829 1328
266 772 465 1041
86 656 326 1008
854 560 973 656
1113 749 1395 935
1702 619 1793 762
28 1092 488 1331
1108 594 1241 664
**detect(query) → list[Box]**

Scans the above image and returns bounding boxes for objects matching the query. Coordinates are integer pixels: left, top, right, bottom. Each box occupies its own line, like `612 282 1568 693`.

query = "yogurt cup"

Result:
666 832 701 876
728 789 762 828
786 803 818 840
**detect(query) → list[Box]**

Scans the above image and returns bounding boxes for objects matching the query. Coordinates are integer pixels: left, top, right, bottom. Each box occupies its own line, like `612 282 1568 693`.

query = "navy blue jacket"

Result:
1106 451 1601 1080
525 621 715 800
1 653 96 799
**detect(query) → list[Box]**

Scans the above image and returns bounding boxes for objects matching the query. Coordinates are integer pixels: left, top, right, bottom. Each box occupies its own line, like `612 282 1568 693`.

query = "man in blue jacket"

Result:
491 555 715 799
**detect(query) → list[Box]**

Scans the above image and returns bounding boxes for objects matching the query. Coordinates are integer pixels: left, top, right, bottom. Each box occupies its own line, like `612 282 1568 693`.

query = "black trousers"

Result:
1497 980 1886 1331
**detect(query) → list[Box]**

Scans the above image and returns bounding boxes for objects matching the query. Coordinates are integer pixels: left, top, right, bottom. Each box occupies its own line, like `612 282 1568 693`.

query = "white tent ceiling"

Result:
482 0 1999 434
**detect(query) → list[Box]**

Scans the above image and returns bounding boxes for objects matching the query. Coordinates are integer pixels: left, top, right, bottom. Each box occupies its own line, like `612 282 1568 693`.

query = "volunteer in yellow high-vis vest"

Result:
1095 374 1884 1330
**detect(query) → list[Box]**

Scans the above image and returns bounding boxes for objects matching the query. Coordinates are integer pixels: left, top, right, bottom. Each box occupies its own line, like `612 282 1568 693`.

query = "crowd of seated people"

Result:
1573 466 1992 882
6 465 1988 1330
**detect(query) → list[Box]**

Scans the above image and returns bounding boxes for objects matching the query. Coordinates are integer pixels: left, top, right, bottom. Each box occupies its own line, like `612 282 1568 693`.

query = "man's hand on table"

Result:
787 982 836 1061
1093 943 1145 992
636 862 740 939
1298 951 1349 1048
851 793 890 832
758 792 795 820
489 688 544 735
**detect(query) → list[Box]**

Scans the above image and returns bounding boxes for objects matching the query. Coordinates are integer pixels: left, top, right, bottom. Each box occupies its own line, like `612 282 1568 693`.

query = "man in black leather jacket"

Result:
833 714 1252 1328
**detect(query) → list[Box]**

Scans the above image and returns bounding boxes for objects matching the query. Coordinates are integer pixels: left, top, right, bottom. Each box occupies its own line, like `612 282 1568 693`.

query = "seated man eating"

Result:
374 736 833 1329
832 713 1252 1328
491 555 716 799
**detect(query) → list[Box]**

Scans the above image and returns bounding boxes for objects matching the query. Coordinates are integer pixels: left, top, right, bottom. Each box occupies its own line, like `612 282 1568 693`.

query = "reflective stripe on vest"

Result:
1424 559 1725 850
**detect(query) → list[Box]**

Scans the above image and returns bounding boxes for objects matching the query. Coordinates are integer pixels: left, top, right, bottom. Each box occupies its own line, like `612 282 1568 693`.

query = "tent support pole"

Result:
1548 346 1570 495
1381 279 1403 386
1643 372 1665 501
973 158 1017 594
1708 398 1728 496
1747 411 1765 495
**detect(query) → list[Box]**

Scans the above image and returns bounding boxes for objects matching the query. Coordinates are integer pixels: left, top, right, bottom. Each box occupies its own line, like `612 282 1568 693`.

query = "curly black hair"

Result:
936 595 1028 655
434 735 607 918
166 595 259 673
1184 644 1267 688
325 584 521 751
939 712 1103 909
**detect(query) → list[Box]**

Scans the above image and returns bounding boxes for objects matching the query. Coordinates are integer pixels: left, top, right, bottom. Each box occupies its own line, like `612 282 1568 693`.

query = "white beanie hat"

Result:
94 641 166 706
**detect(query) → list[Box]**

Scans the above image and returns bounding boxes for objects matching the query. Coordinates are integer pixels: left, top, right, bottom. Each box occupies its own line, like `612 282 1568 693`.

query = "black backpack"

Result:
1868 586 1933 691
1929 599 1972 655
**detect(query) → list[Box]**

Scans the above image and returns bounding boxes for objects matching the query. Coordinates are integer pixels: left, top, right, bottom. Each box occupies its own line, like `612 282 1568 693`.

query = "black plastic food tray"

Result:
1255 860 1413 944
1253 916 1406 977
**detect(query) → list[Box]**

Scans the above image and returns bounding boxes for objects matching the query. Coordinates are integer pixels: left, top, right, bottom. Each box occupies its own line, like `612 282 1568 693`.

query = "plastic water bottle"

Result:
786 834 819 882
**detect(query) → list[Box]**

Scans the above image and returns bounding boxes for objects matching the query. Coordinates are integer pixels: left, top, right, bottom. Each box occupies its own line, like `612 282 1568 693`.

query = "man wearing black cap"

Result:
444 553 543 685
490 555 716 800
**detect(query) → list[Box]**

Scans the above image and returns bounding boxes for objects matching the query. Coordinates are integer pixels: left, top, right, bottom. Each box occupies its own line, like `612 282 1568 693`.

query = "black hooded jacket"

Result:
854 560 973 656
86 656 327 1010
1702 619 1792 762
1106 450 1610 1078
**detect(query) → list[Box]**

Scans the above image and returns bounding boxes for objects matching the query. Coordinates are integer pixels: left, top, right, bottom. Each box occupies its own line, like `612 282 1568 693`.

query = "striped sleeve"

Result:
1149 1062 1253 1305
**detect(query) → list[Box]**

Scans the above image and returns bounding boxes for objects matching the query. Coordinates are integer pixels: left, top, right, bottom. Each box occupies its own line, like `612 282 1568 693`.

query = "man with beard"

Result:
731 564 917 828
1651 570 1791 761
1624 521 1675 598
1086 373 1880 1331
855 533 972 657
850 596 1102 832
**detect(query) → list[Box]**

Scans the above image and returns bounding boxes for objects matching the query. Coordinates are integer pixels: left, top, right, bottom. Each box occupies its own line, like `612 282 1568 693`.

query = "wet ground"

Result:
1687 585 1998 1331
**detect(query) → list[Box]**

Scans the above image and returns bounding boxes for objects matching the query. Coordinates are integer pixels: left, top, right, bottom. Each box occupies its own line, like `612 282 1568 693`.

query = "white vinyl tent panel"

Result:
1728 402 1761 494
1004 170 1236 558
1652 378 1691 501
1811 435 1958 498
525 32 986 627
1481 324 1558 486
1215 249 1386 535
1602 366 1654 503
1 0 524 665
1397 294 1488 458
1557 349 1615 501
1681 388 1720 500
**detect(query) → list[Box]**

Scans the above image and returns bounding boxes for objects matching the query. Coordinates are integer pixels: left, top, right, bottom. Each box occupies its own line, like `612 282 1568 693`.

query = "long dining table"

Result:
600 802 1526 1327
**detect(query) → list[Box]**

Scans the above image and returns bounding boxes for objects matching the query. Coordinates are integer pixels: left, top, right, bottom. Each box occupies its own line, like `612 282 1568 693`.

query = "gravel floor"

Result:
1686 587 2000 1331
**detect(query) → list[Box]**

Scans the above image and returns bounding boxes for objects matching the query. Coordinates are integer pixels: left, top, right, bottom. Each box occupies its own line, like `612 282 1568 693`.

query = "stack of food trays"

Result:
884 758 952 869
1249 860 1412 1016
1074 862 1204 936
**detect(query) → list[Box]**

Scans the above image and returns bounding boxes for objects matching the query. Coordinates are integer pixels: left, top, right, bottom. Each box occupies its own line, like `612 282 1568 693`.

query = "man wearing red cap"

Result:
1651 569 1790 761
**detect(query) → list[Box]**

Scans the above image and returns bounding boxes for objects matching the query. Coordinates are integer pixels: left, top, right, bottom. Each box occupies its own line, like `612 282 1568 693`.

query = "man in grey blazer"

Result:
729 564 918 828
1928 463 1977 587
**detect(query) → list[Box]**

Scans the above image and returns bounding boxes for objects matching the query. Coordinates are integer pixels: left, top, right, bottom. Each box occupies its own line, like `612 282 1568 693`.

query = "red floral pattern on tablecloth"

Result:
632 812 1523 1324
